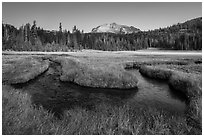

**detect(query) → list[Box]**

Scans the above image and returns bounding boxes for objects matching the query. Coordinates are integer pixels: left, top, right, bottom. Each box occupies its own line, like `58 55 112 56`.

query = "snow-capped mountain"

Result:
91 23 140 34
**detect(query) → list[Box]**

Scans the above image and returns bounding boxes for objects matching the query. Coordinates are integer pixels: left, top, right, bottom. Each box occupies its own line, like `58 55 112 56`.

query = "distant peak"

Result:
91 23 140 34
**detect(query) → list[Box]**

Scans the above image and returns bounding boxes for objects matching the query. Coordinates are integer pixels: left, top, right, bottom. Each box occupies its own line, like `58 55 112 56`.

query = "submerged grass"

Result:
56 57 138 89
3 84 199 135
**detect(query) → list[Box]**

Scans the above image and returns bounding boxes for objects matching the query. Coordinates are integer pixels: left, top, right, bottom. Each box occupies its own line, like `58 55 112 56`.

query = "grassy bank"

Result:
2 56 49 84
55 57 138 89
139 66 172 80
3 84 199 135
138 65 202 130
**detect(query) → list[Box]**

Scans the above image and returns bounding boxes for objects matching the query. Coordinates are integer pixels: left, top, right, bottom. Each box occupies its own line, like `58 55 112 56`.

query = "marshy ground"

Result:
2 50 202 135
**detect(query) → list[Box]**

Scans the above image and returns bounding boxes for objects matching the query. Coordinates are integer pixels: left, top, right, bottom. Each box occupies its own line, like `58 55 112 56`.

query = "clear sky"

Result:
2 2 202 32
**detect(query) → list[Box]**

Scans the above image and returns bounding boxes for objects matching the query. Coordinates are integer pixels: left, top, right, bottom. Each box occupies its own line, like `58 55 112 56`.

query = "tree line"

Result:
2 17 202 51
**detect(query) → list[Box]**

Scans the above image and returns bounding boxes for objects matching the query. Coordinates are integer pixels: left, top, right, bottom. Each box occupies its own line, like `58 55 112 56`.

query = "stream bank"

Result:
10 58 187 118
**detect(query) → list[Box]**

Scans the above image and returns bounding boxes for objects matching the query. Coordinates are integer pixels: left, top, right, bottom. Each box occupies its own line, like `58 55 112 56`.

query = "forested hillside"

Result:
2 17 202 51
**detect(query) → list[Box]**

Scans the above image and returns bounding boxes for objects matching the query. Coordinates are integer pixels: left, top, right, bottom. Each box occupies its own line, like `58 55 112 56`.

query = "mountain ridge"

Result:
91 22 141 34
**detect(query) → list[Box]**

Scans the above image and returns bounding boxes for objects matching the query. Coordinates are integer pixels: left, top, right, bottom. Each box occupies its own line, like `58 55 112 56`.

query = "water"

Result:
13 61 187 116
126 70 186 113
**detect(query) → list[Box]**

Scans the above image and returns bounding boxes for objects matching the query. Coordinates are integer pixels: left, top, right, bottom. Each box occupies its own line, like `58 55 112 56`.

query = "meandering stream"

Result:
12 61 187 117
126 70 186 113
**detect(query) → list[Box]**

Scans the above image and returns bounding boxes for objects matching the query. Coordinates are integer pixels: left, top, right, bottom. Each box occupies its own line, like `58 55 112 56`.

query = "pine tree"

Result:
58 22 63 45
59 22 62 32
30 20 37 45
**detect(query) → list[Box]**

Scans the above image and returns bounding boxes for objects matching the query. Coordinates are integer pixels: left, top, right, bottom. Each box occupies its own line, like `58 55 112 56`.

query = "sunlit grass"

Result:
56 57 138 89
2 57 49 84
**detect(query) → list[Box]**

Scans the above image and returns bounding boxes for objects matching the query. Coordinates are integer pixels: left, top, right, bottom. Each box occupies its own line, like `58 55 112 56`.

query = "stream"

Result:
126 69 186 113
12 60 187 117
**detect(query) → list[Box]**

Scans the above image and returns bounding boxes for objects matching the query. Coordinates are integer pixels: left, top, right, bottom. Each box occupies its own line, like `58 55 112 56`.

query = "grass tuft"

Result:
139 65 172 80
2 57 49 84
168 72 202 99
58 57 138 89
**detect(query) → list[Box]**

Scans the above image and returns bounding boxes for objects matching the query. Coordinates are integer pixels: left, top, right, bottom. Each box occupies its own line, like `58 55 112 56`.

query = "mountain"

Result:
91 22 140 34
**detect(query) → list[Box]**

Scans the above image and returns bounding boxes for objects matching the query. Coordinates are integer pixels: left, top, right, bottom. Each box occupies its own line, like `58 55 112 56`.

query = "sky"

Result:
2 2 202 32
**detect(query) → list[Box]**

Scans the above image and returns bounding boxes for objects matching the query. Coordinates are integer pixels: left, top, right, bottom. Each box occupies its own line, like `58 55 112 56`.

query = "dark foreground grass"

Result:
55 57 138 89
3 84 199 135
138 65 202 131
2 57 49 84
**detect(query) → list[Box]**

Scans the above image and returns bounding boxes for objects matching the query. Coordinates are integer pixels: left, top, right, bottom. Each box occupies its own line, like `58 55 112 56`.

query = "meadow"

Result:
2 50 202 135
